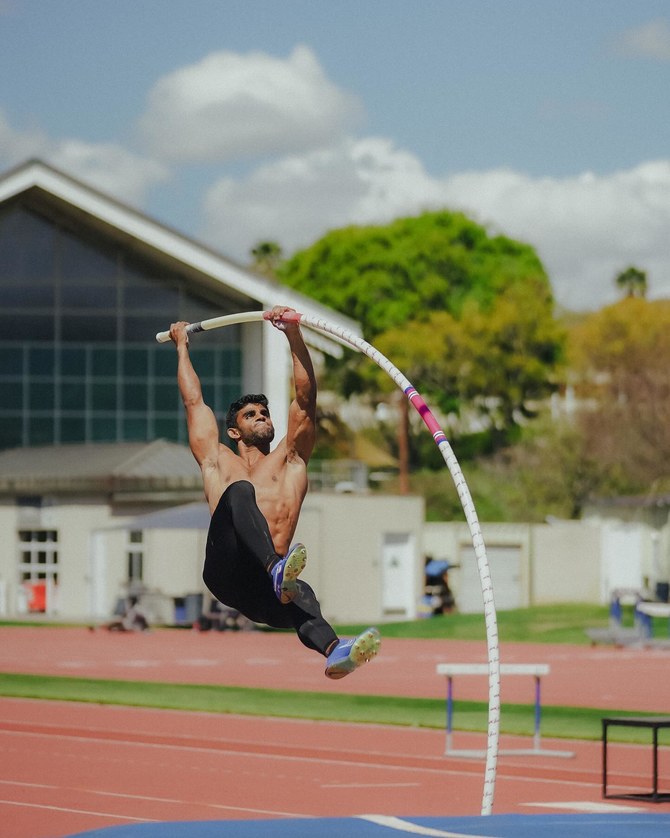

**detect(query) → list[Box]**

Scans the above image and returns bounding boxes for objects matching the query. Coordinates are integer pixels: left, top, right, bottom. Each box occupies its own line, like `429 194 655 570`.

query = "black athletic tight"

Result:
202 480 338 656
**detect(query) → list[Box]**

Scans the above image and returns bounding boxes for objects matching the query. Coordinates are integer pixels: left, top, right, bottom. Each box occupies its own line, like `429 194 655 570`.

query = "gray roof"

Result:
0 159 361 359
121 502 211 530
0 440 202 495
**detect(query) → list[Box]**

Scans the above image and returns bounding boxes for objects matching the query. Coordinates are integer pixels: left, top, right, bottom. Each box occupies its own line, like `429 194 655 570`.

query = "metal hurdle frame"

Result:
437 663 574 759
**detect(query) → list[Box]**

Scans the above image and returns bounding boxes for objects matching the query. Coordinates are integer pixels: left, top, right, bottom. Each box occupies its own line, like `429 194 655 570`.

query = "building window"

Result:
0 201 243 451
17 529 59 613
127 530 144 583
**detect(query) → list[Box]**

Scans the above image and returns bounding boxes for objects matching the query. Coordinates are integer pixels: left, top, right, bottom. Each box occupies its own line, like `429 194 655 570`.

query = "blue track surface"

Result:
70 812 670 837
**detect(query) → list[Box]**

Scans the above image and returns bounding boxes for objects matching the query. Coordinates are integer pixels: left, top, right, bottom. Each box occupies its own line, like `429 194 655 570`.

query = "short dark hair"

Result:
225 394 269 429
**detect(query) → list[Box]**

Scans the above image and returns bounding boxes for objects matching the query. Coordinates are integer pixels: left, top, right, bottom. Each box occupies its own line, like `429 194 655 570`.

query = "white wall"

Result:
295 492 426 624
424 518 653 613
1 492 663 623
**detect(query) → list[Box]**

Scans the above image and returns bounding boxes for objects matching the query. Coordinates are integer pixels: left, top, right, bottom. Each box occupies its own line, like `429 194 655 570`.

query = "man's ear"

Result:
227 427 240 441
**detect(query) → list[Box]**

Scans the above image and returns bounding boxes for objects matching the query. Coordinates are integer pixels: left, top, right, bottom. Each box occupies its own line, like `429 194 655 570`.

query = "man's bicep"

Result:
186 401 220 464
286 399 316 462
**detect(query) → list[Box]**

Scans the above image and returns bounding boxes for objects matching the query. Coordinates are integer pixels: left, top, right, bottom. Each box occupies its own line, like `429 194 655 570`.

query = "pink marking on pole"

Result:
405 386 448 444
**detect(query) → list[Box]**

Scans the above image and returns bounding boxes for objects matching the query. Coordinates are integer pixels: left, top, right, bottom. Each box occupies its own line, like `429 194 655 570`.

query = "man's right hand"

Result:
170 321 191 347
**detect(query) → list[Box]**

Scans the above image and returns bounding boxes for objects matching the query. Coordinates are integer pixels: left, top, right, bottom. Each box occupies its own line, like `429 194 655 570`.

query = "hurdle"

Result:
436 663 574 758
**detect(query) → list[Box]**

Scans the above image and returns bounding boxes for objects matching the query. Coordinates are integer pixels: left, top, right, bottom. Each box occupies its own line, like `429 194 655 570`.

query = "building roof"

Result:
0 440 202 496
120 502 211 531
0 158 360 358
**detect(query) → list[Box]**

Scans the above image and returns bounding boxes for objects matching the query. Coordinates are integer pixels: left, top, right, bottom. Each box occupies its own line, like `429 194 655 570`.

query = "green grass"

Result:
0 672 664 744
3 602 662 644
339 601 670 644
2 605 667 745
337 603 612 644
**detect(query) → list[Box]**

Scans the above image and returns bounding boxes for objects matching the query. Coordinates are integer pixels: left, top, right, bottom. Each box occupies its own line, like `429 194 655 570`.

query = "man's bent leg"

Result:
288 580 338 654
218 480 280 571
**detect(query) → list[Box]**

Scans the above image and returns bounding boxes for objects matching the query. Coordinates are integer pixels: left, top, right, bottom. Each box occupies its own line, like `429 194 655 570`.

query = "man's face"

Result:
230 403 275 446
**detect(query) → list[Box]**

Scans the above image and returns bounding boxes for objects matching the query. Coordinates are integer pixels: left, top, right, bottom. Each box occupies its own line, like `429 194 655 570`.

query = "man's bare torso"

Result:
204 442 308 556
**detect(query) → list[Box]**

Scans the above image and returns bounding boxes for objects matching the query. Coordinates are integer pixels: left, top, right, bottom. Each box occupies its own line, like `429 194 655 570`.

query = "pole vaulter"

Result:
158 309 500 816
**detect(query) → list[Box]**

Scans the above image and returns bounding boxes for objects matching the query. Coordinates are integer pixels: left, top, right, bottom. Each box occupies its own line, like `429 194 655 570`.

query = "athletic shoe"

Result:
271 543 307 604
325 627 381 679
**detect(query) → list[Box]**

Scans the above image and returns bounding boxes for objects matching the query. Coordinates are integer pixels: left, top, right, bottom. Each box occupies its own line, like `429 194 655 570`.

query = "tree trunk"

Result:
397 393 410 495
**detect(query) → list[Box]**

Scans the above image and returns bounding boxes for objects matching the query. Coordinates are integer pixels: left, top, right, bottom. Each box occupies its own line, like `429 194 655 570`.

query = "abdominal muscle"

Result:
206 446 308 556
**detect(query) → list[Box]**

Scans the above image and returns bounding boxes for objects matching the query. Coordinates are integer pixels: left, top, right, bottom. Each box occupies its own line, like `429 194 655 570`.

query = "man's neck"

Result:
237 441 271 464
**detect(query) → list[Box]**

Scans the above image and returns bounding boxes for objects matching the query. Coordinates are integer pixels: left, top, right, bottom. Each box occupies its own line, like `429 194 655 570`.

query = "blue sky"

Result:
1 0 669 310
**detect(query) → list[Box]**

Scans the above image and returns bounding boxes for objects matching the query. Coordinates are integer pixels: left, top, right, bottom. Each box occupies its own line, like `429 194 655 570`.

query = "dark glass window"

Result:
153 383 177 411
91 349 117 376
0 198 243 450
29 347 55 376
60 416 86 442
28 416 54 445
124 382 147 411
122 349 148 377
61 284 118 308
0 417 22 448
61 348 87 377
4 315 54 341
61 315 116 342
123 315 166 341
91 416 116 441
0 206 57 280
4 285 55 306
153 349 176 377
5 383 23 409
60 229 118 282
154 417 180 440
29 382 54 410
123 416 147 438
61 382 86 405
91 383 117 411
0 347 23 375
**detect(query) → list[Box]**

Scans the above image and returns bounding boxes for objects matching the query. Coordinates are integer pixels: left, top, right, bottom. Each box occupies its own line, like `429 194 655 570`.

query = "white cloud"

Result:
48 141 169 206
139 45 363 163
200 137 670 312
0 108 169 207
0 108 49 160
201 137 443 256
615 18 670 61
442 162 670 310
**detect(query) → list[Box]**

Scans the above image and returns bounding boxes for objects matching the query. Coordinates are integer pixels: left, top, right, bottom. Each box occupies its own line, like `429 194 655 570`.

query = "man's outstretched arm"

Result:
268 306 317 464
170 321 220 470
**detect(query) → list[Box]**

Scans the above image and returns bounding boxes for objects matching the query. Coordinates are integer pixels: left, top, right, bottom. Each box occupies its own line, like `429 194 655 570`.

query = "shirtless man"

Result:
169 305 380 679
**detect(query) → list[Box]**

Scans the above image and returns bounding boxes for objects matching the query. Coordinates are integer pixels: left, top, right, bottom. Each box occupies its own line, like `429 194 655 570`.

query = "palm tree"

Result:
250 241 283 277
615 266 648 299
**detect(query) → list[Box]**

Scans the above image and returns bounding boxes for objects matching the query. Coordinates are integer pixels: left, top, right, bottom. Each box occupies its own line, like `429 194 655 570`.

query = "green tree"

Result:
278 211 550 340
279 211 564 468
376 278 564 434
568 297 670 492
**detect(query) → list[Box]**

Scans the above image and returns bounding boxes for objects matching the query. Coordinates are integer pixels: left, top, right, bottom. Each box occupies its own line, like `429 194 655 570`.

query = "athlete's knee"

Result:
226 480 256 504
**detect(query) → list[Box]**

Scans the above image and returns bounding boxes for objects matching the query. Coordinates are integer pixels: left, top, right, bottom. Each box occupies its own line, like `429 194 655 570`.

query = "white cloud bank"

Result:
1 42 668 313
615 18 670 61
0 108 168 206
139 45 363 162
201 137 670 312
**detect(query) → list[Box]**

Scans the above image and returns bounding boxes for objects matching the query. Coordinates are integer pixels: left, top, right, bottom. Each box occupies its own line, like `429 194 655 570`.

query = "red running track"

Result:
2 697 668 838
0 627 668 837
1 626 669 711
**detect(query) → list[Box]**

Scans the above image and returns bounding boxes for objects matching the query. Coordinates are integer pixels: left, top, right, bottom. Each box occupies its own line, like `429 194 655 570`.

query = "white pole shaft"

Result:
155 311 267 343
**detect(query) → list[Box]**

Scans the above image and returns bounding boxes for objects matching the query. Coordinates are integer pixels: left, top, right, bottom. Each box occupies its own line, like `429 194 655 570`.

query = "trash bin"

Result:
184 593 204 625
173 597 186 624
26 582 46 613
